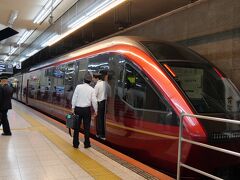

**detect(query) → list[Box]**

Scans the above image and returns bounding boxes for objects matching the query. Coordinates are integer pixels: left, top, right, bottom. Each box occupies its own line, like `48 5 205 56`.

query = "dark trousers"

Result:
1 110 11 134
73 107 91 147
96 100 106 137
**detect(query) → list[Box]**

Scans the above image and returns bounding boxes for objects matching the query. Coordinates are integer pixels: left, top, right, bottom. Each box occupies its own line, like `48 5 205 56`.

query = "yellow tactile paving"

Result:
14 107 120 180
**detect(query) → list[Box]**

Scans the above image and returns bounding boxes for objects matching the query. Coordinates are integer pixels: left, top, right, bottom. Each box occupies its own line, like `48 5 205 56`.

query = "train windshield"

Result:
143 41 240 117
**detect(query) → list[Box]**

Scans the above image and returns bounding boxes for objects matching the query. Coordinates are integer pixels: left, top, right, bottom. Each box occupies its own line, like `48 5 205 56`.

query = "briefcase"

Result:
66 113 79 129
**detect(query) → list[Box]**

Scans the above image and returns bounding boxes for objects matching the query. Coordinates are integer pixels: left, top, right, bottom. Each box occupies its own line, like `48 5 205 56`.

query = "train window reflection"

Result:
123 64 167 111
64 62 75 108
77 58 88 84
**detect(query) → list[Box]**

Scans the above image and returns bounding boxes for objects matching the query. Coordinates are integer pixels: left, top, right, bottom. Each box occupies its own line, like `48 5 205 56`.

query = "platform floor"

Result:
0 100 172 180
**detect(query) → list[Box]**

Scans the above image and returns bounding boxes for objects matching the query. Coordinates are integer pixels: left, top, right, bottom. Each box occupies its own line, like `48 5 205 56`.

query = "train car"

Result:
13 36 240 179
10 74 23 101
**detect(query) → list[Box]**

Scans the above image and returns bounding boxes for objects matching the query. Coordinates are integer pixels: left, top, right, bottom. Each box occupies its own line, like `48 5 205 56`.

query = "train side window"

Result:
108 53 125 99
64 62 76 108
51 65 65 106
123 63 167 111
88 54 110 73
77 58 88 84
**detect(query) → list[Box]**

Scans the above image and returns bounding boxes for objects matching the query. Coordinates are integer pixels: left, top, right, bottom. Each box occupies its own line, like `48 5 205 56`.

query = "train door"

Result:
63 62 77 110
88 54 110 134
107 53 180 169
26 79 29 104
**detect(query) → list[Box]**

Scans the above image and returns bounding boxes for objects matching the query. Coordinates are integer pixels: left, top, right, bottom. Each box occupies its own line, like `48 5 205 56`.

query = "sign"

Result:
16 63 21 69
0 63 13 75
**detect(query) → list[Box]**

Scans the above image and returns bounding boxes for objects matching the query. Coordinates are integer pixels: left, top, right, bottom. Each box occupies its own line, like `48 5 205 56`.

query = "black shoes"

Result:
73 145 79 149
96 134 106 140
73 144 91 148
2 133 12 136
84 144 91 148
100 137 106 140
73 142 79 149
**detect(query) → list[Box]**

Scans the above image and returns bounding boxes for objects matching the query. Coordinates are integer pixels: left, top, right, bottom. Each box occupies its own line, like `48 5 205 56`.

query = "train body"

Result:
12 36 240 178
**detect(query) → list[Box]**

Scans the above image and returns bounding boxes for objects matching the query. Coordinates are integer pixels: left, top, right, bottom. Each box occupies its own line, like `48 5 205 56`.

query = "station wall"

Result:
121 0 240 90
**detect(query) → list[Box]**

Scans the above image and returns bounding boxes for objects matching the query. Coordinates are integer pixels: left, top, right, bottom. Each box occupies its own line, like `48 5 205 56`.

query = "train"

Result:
11 36 240 179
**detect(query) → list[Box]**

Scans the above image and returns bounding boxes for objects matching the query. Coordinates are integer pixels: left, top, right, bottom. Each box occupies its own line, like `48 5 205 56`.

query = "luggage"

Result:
66 113 79 136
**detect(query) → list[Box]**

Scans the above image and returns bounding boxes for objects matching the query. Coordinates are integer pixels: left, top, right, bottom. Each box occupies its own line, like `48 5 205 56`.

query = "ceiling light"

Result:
68 0 114 28
9 47 18 56
86 0 114 16
33 0 62 24
41 33 60 47
68 16 87 29
26 50 39 57
4 56 9 61
17 30 34 45
49 0 126 46
8 10 19 26
19 57 26 62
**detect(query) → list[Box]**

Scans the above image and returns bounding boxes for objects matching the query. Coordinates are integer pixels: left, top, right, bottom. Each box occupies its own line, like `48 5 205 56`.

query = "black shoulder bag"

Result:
65 113 79 136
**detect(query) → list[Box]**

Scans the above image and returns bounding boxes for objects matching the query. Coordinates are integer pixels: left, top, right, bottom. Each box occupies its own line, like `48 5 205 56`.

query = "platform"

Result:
0 100 172 180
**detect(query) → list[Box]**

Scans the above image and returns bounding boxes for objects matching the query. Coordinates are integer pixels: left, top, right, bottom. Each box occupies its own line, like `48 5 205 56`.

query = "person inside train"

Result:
71 72 97 148
66 86 74 108
93 71 109 140
0 77 13 136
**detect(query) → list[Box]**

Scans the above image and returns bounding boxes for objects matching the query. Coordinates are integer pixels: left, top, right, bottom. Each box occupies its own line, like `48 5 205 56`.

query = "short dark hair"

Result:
84 79 91 84
0 76 8 80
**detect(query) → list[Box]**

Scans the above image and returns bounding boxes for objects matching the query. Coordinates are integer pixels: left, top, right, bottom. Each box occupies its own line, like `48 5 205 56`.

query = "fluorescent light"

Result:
9 47 18 55
26 50 39 57
49 0 126 46
19 57 26 62
68 16 87 28
8 10 19 26
33 0 62 24
41 33 60 47
4 56 9 61
68 0 114 28
86 0 114 16
35 9 51 24
17 30 33 45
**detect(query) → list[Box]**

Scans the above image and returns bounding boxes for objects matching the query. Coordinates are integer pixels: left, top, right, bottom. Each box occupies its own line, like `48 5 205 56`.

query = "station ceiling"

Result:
0 0 197 72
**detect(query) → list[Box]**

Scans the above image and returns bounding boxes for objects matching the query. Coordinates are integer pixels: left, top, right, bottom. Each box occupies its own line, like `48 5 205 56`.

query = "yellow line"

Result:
14 107 120 180
11 128 29 130
107 122 178 140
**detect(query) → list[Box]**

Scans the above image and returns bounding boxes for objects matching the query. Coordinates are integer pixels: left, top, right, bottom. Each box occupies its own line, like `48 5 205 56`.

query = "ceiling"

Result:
0 0 78 61
0 0 197 71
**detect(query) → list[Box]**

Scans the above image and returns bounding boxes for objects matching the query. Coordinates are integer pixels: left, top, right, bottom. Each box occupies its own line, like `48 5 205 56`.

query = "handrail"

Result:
177 113 240 180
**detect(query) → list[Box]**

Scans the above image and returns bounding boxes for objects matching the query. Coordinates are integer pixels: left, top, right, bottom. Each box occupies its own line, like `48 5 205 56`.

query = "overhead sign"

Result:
0 63 13 74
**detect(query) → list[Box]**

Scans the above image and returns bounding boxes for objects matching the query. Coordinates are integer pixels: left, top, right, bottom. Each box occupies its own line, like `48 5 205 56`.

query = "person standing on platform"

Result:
71 72 97 148
0 77 13 136
93 72 108 140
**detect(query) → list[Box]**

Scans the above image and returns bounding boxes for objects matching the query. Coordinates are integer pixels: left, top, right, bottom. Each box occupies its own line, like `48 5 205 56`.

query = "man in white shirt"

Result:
93 72 109 140
71 72 97 148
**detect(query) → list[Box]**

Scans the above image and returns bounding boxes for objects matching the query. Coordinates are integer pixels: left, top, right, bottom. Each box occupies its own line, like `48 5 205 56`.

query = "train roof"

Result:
29 35 209 72
29 36 147 72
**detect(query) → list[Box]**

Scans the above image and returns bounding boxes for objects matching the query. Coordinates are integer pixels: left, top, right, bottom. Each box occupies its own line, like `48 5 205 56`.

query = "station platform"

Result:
0 100 172 180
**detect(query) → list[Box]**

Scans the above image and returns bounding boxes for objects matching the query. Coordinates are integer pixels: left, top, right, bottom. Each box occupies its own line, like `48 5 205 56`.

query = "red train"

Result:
12 36 240 179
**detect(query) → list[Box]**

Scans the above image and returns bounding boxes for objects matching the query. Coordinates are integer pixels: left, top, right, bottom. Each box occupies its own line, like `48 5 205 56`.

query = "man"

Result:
93 71 109 140
71 72 97 148
0 77 13 136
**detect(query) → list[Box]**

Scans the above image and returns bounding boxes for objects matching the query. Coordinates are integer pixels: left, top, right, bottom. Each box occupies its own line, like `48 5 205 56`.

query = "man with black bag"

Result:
0 77 13 136
71 72 97 148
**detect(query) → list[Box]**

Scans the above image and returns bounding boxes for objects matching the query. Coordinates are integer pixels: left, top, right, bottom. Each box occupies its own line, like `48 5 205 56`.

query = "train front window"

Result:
143 41 240 115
